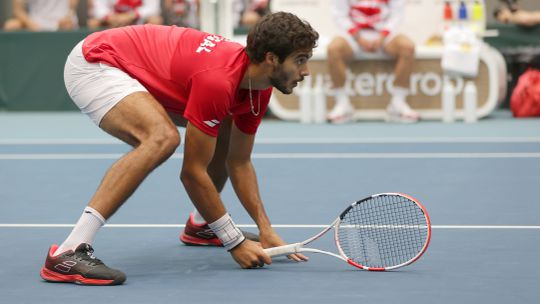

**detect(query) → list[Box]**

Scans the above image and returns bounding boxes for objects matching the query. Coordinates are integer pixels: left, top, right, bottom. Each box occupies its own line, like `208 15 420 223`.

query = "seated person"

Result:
326 0 418 123
87 0 162 29
163 0 200 29
496 6 540 27
234 0 271 30
3 0 78 31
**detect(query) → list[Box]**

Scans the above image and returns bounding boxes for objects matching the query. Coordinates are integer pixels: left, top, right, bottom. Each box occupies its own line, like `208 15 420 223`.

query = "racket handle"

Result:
264 243 302 257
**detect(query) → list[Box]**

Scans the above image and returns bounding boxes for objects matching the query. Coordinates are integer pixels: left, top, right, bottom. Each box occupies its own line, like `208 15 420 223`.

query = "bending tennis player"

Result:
40 12 319 285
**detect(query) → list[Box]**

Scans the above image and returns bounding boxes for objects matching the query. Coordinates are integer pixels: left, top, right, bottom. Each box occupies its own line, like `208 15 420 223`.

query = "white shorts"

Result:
63 40 148 125
340 29 399 57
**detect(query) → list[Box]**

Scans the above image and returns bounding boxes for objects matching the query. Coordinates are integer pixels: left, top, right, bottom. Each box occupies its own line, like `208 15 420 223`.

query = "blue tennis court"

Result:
1 112 539 304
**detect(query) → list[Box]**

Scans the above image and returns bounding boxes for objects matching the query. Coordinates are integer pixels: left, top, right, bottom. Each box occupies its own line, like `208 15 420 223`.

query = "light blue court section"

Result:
1 111 540 304
1 110 540 140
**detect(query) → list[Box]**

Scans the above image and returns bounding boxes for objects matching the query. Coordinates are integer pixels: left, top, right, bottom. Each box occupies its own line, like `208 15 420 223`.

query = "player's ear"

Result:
264 52 279 66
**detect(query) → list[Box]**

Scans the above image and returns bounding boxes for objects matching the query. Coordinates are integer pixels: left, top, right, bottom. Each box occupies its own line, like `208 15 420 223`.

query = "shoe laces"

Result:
74 245 104 266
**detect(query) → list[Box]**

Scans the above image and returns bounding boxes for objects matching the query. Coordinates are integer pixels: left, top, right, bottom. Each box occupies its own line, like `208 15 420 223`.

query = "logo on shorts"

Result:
203 120 220 127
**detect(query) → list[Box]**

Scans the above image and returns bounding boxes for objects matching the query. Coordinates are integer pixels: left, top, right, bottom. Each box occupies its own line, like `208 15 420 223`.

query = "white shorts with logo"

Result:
63 40 148 125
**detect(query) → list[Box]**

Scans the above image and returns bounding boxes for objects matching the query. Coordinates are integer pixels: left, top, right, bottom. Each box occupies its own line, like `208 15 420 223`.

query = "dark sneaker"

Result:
179 213 259 246
40 243 126 286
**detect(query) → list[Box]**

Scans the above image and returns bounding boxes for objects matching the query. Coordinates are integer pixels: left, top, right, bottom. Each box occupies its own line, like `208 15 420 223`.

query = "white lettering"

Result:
328 72 465 96
385 74 396 94
410 73 422 95
354 73 375 96
375 73 387 96
196 35 226 54
419 72 441 96
196 46 211 53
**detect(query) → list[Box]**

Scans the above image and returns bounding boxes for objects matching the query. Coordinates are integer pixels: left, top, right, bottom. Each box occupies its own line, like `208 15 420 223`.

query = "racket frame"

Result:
264 193 432 271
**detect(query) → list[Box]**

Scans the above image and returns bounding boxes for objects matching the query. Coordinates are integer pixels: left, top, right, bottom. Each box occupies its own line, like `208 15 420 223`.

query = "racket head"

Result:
334 193 431 271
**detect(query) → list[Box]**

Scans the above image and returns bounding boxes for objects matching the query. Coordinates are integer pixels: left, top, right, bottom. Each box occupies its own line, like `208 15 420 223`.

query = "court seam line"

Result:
1 224 539 229
1 137 540 144
2 152 540 159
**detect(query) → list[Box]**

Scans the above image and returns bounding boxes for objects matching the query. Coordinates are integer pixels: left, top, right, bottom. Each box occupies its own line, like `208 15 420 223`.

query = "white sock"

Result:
390 87 409 110
333 88 351 108
191 209 207 225
54 206 105 256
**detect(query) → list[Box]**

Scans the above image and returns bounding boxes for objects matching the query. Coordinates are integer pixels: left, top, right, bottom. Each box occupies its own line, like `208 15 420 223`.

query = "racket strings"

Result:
337 195 429 268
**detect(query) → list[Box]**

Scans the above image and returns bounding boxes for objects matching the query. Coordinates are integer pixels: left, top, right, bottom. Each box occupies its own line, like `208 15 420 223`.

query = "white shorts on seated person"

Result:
339 29 399 57
63 40 148 126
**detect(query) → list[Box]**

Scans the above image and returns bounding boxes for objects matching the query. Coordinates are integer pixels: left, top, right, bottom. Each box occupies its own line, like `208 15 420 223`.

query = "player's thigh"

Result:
167 112 188 127
383 34 415 57
213 117 232 160
99 92 180 147
64 40 179 146
327 36 355 61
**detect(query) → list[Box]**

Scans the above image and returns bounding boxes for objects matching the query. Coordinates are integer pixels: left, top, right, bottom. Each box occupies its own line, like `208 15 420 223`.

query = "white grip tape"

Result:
264 243 302 257
207 213 245 251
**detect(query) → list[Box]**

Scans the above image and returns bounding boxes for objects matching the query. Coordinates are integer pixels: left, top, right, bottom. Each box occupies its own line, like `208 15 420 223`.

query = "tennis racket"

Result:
264 193 431 271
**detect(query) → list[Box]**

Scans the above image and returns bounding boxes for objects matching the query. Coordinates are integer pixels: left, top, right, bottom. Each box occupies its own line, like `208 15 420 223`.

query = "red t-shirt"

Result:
82 24 271 137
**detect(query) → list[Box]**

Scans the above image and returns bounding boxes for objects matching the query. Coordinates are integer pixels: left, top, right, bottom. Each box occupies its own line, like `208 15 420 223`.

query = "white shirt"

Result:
26 0 77 31
91 0 161 22
333 0 404 37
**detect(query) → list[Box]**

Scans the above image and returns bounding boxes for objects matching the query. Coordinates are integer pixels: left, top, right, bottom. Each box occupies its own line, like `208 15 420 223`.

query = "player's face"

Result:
269 50 312 94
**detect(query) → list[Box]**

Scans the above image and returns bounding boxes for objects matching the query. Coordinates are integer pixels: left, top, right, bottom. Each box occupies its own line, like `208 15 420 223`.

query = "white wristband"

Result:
208 213 245 251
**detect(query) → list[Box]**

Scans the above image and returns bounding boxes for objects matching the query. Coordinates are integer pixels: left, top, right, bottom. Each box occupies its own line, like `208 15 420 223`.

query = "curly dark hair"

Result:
246 12 319 63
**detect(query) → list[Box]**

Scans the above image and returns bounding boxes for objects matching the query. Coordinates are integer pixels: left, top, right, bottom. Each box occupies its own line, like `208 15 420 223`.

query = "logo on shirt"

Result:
196 35 226 53
203 119 221 128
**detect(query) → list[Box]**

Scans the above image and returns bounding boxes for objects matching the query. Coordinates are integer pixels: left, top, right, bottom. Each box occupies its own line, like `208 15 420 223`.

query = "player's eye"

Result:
296 57 307 65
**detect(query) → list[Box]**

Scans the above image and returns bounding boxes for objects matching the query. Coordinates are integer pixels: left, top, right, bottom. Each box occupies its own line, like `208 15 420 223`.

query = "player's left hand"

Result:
260 230 309 262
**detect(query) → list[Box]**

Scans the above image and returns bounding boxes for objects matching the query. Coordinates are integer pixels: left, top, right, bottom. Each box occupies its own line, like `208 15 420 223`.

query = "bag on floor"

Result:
510 69 540 117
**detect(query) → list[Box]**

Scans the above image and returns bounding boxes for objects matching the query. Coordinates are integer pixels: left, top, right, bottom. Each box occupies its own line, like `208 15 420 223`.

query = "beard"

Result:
269 66 293 94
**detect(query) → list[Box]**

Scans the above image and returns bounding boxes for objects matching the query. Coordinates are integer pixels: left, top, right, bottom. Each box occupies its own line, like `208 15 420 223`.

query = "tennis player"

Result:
40 12 319 285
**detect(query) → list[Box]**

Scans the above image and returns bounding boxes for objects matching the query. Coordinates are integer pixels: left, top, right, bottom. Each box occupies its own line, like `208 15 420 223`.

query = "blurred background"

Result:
1 0 540 121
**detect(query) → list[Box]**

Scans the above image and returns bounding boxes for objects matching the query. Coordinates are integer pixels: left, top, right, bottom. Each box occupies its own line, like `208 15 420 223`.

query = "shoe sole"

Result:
179 233 223 246
40 267 122 286
328 114 354 124
179 231 259 246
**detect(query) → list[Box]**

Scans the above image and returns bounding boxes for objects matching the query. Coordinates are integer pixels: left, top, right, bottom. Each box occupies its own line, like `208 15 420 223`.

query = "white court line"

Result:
1 152 540 160
1 137 540 145
0 224 539 229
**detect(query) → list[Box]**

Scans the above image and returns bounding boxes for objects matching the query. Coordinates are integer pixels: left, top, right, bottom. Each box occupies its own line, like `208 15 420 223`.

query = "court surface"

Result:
1 111 539 304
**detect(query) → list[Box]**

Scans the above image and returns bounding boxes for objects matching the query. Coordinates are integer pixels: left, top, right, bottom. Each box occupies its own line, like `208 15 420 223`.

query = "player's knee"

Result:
399 41 415 59
327 39 347 60
148 126 180 159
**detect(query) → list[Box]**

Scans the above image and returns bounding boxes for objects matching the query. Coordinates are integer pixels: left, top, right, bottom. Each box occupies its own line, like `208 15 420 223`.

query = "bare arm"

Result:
226 122 308 262
512 10 540 27
12 0 40 30
58 0 78 29
498 8 540 27
181 122 271 268
69 0 78 13
226 122 271 235
181 122 227 223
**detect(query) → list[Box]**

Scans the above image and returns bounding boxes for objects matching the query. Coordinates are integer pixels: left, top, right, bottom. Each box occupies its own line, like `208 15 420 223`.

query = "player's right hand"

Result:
229 239 272 269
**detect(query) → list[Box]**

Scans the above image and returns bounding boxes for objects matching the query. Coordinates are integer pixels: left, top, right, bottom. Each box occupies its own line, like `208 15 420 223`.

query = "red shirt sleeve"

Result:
233 88 272 135
183 71 233 137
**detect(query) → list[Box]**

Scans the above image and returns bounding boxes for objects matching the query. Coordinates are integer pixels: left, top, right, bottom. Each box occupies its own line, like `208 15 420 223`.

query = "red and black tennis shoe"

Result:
40 243 126 286
179 213 259 246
